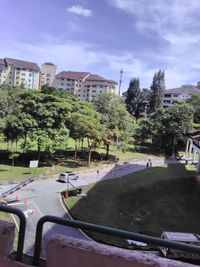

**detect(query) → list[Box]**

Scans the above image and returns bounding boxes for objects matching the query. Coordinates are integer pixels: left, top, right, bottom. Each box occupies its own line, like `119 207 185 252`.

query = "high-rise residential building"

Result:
0 57 40 89
55 71 117 100
40 62 57 87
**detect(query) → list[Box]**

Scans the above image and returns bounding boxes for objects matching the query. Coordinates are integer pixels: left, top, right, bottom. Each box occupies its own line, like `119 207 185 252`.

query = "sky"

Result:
0 0 200 92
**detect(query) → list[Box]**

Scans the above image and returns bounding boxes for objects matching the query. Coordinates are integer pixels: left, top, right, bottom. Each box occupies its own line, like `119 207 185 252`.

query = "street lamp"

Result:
114 69 123 177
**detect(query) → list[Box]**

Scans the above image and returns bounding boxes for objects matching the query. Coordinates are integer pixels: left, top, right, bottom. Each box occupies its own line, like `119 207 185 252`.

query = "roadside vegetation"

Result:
0 76 198 181
64 164 198 248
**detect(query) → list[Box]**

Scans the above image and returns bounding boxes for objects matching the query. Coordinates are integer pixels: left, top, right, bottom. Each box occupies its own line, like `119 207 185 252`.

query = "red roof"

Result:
56 71 90 80
5 57 40 71
164 87 200 95
85 74 117 85
56 71 117 86
86 74 106 81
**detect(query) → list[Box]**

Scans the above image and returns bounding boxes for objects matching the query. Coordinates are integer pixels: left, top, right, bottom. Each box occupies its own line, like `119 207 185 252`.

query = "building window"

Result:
164 94 171 98
46 74 51 77
163 100 171 103
173 94 178 97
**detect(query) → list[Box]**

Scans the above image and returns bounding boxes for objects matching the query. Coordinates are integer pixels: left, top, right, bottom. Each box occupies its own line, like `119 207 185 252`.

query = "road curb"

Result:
58 192 95 242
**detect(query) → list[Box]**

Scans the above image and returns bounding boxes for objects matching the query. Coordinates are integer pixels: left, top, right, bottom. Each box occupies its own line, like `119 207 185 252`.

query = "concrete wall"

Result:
46 235 196 267
0 220 15 258
0 258 28 267
0 220 197 267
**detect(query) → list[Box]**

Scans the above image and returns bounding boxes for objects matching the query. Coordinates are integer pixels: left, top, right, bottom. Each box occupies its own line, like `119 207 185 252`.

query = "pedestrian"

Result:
97 169 100 175
146 161 149 168
149 159 152 167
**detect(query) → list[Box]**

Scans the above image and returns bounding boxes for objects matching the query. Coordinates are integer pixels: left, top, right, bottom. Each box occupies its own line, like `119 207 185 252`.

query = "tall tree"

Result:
150 103 193 155
95 94 134 159
186 94 200 124
149 70 165 113
125 78 141 119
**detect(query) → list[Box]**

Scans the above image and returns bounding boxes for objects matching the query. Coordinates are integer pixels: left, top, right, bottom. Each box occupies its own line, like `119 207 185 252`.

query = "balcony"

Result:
0 206 199 267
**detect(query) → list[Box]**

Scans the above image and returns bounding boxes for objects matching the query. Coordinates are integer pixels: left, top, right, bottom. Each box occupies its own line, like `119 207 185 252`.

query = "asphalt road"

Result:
0 158 176 257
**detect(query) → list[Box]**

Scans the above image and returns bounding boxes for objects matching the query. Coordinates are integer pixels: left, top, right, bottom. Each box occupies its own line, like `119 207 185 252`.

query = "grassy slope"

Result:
65 164 199 247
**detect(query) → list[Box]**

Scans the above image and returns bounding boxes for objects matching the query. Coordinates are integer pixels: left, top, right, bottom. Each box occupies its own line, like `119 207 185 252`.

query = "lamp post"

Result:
115 69 123 177
172 137 176 159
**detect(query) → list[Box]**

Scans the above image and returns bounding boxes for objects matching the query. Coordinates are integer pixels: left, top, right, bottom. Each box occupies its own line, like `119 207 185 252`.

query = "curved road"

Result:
0 158 176 257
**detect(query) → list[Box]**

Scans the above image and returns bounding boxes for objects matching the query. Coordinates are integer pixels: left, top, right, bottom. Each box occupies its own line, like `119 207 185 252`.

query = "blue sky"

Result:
0 0 200 92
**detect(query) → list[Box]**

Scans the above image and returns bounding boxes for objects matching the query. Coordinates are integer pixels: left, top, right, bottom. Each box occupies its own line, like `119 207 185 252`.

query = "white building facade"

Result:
0 58 40 90
55 71 117 100
163 86 200 108
40 62 57 87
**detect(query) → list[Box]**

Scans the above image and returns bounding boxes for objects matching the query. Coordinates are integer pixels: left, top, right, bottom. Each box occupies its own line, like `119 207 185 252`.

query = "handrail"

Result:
0 205 26 261
33 215 200 266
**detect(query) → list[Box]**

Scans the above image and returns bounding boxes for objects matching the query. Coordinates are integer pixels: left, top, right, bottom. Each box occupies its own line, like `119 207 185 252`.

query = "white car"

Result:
58 172 79 182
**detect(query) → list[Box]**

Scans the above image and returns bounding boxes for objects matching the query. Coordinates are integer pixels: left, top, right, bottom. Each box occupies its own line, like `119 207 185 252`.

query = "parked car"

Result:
58 172 79 182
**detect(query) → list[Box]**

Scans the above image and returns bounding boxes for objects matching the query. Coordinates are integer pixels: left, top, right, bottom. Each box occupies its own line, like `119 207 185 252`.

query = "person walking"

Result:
146 161 149 168
149 159 152 167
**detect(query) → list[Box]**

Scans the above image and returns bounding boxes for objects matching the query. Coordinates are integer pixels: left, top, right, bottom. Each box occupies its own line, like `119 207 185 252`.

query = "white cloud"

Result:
108 0 200 89
109 0 200 43
0 37 200 91
66 5 93 17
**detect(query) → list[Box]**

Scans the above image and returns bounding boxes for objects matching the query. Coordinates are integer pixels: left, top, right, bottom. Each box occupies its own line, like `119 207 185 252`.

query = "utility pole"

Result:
118 68 123 96
115 69 123 177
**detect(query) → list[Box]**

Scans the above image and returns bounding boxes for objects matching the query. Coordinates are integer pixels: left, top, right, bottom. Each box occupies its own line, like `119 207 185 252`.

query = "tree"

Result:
95 94 134 159
149 70 165 113
186 95 200 124
125 78 141 119
68 101 103 165
150 103 193 155
16 90 72 159
9 152 20 170
133 119 151 145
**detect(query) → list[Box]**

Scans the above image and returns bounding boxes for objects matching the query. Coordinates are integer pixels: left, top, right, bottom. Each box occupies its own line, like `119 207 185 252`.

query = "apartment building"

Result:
40 62 57 87
163 85 200 107
55 71 117 100
0 57 40 89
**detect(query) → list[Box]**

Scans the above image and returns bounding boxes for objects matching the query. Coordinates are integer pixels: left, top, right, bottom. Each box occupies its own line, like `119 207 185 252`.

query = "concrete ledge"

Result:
47 235 196 267
0 258 29 267
0 220 15 258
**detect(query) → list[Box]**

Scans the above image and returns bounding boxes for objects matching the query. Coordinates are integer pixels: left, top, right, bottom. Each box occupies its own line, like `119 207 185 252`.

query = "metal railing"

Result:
33 215 200 266
1 206 200 265
0 205 26 261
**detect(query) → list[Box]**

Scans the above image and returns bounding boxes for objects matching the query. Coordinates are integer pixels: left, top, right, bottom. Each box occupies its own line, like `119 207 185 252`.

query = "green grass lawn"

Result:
64 163 199 248
0 165 50 181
